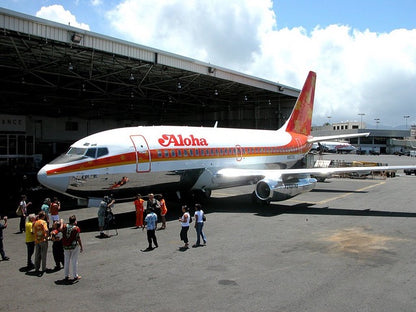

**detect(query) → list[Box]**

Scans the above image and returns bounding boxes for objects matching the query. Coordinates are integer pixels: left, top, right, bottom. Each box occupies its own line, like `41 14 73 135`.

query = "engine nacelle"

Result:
255 176 317 202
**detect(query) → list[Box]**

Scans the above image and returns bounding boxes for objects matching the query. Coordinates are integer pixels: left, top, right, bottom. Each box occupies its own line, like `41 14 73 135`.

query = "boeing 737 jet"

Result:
37 71 416 205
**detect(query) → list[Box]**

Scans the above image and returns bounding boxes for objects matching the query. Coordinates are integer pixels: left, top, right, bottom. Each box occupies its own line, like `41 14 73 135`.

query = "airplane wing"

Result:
216 165 416 202
308 132 370 144
217 165 416 179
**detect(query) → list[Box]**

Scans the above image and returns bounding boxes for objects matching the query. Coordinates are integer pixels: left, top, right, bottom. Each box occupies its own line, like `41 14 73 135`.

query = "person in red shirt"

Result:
62 215 83 281
134 194 145 228
50 197 61 223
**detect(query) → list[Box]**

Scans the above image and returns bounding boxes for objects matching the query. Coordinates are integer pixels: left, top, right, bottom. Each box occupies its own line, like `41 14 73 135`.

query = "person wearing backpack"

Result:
192 203 207 247
62 215 83 281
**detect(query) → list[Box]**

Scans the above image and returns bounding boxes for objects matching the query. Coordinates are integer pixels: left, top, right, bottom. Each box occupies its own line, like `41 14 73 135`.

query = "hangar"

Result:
0 8 299 165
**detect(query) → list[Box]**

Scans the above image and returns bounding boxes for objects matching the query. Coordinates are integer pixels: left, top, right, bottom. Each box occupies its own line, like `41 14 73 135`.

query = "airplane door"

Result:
235 145 243 161
130 135 151 172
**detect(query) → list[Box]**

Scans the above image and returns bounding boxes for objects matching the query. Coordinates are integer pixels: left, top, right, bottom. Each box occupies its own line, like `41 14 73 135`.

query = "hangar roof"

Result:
0 8 299 128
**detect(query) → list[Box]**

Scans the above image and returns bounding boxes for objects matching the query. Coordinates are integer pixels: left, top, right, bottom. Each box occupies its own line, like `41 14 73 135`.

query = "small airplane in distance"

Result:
311 141 357 154
37 71 416 205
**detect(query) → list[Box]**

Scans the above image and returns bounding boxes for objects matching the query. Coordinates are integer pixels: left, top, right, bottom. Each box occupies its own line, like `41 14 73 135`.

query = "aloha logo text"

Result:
158 134 208 147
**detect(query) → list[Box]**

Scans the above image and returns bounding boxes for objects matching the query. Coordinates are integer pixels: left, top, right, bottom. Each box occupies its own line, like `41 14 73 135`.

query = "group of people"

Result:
25 209 83 281
139 196 207 251
178 203 207 249
14 195 83 281
0 191 209 283
134 193 168 230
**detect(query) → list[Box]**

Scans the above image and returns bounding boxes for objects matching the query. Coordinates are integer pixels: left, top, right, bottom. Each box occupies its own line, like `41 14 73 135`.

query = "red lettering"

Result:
158 134 208 147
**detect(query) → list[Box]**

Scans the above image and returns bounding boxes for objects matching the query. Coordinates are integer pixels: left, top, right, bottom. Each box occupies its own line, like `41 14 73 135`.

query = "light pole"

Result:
358 113 365 129
374 118 380 129
404 115 410 129
327 116 331 126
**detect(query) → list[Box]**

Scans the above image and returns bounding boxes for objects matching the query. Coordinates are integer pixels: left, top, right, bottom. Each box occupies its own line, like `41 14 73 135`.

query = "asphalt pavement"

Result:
1 154 416 312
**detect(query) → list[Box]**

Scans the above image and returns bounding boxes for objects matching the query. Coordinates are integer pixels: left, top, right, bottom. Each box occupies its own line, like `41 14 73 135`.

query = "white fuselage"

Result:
37 125 311 199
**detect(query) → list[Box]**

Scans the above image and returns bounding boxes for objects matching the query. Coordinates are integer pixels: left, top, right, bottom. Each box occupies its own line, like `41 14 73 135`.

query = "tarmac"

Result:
1 154 416 312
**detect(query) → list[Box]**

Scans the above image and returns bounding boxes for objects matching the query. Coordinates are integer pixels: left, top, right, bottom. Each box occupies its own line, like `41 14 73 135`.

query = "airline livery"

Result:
37 71 416 204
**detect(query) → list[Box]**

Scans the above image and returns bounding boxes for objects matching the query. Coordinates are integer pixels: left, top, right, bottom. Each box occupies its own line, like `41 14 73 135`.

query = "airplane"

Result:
311 141 357 154
37 71 416 206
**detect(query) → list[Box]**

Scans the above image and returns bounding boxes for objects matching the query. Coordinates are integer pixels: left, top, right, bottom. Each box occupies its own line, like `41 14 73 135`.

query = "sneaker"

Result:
73 275 82 281
2 257 9 261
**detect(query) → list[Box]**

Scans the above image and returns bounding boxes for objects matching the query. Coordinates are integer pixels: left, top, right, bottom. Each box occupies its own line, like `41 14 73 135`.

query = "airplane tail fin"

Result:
285 71 316 136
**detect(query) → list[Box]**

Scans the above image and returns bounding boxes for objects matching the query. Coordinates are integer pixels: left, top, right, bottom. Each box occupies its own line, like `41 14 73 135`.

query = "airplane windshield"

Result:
49 147 109 164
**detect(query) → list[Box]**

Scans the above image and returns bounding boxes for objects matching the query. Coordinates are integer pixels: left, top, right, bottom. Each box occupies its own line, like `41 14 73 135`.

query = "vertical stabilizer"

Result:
285 71 316 136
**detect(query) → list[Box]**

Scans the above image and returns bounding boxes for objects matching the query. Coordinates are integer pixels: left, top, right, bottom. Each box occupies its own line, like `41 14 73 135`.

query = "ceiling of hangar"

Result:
0 29 297 129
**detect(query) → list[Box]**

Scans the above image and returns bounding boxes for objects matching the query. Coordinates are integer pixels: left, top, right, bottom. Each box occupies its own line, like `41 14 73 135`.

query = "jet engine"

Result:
255 175 317 202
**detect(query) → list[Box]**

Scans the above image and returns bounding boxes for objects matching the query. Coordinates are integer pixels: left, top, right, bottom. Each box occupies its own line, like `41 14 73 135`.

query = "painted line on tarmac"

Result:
288 180 386 205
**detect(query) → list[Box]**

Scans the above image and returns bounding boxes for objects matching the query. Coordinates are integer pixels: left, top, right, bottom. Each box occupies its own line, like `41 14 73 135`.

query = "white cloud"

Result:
36 4 90 30
91 0 102 6
103 0 416 127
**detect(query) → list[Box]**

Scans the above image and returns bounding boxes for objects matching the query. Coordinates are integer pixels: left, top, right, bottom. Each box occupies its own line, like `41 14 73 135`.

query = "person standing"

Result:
193 203 207 247
40 198 51 229
50 220 64 270
158 195 168 230
0 215 9 261
134 194 145 228
17 195 31 233
25 214 36 269
33 211 49 275
50 197 60 223
179 205 191 249
98 196 109 238
147 193 160 219
62 215 83 281
143 208 158 251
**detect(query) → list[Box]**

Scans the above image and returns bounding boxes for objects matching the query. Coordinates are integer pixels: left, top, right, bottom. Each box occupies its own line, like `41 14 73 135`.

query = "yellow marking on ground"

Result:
287 180 386 205
315 181 386 205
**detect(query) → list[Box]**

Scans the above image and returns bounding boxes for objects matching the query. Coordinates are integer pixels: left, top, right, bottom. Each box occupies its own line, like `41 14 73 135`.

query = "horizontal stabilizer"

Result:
308 132 369 144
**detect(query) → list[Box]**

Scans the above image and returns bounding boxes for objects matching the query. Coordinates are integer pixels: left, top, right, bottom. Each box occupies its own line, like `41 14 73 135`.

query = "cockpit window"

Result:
97 148 109 158
68 147 87 156
49 146 109 164
85 148 97 158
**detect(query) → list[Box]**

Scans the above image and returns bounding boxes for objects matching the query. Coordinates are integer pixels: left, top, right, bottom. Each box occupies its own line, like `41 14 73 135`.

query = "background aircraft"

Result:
311 141 357 154
37 71 416 206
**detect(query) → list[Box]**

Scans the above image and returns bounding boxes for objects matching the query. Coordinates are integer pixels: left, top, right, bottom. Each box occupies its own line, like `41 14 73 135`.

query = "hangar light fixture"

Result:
71 33 82 44
177 82 182 89
208 67 215 74
214 89 218 96
129 73 135 81
278 86 284 92
68 62 73 71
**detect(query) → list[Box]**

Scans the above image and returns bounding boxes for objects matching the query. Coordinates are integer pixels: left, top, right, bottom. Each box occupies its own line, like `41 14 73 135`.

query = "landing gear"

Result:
191 189 212 203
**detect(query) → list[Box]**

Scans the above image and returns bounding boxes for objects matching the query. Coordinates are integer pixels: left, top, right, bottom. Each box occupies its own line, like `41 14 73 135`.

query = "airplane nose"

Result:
37 166 69 194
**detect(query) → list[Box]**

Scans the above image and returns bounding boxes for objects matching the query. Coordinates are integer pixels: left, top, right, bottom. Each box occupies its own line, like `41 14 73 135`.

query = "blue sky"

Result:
1 0 416 128
274 0 416 33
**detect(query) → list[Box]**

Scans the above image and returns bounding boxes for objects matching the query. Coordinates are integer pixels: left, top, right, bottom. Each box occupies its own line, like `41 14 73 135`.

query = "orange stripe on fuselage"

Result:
46 137 310 176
